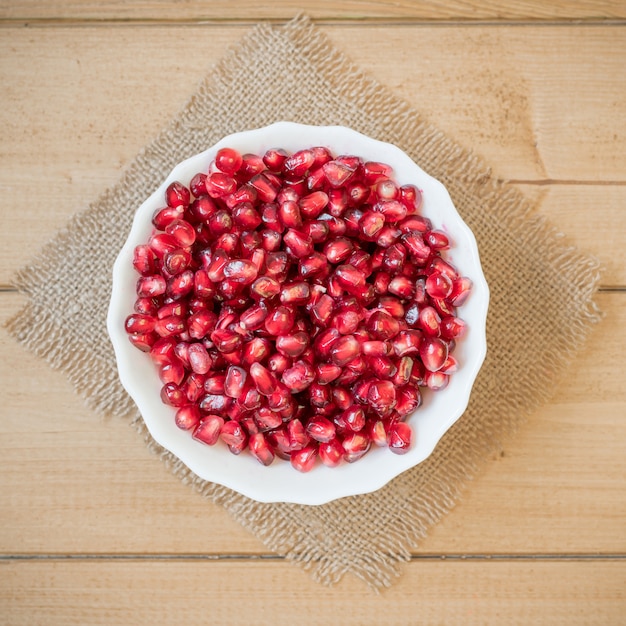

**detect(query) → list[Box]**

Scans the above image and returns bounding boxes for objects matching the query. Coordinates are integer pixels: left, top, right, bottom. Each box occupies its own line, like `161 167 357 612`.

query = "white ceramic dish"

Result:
107 122 489 505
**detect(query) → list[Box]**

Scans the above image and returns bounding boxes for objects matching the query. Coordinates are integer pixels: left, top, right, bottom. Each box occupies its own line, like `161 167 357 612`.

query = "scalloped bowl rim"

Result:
107 122 489 505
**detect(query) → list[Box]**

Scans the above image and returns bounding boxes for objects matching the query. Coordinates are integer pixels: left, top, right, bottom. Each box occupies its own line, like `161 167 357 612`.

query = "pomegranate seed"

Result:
369 356 397 379
367 379 397 414
299 191 329 218
220 420 248 455
322 160 355 187
187 343 212 374
192 415 224 445
175 404 201 430
133 245 157 276
127 332 156 352
363 161 393 184
342 433 370 463
224 365 247 399
426 272 453 299
318 438 344 467
280 281 310 305
248 432 275 466
290 444 317 472
237 153 265 181
204 375 225 394
210 328 242 354
336 405 365 433
449 277 473 306
387 422 412 454
396 386 421 416
440 316 467 341
306 416 336 443
423 230 448 250
249 363 278 396
284 149 315 177
166 270 194 300
330 335 360 366
419 337 449 372
267 352 291 375
283 229 313 258
323 237 353 264
276 332 309 358
369 420 387 447
125 313 156 334
281 360 315 393
392 330 422 357
315 363 342 384
287 419 310 451
159 358 185 385
264 306 296 336
154 315 185 338
166 181 190 208
215 147 243 175
263 147 288 172
250 173 279 203
160 382 186 407
393 356 414 386
367 310 400 340
425 370 449 391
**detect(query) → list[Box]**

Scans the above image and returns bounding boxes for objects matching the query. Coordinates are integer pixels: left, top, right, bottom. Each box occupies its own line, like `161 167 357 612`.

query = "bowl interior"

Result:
107 122 489 505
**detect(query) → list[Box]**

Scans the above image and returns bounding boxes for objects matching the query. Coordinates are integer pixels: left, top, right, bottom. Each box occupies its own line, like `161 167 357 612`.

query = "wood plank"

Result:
1 26 625 285
1 292 623 556
1 559 624 625
1 0 625 21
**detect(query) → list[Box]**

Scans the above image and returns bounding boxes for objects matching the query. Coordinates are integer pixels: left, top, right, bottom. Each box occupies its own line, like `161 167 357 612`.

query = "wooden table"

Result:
1 3 625 623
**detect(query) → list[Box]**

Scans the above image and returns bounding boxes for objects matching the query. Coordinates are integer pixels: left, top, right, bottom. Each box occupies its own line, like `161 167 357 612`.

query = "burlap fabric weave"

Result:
7 15 602 588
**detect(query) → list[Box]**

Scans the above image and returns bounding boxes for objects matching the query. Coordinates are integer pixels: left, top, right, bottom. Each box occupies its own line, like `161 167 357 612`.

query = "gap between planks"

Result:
1 553 625 562
1 18 626 28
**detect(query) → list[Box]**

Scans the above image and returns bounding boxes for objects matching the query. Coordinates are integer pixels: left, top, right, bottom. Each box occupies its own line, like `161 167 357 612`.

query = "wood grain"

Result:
1 0 625 21
2 559 624 625
1 293 623 556
1 25 625 285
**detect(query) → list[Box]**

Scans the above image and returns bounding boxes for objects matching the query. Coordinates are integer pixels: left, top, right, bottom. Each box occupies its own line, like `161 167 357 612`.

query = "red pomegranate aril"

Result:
283 229 313 258
287 419 310 451
237 153 265 181
392 330 423 357
290 444 317 472
186 342 211 374
414 277 428 305
383 243 407 272
264 306 295 336
322 160 355 187
367 310 401 340
336 405 365 433
187 310 216 340
299 252 327 278
279 281 310 305
182 372 206 402
133 245 157 276
124 313 156 334
315 363 342 385
375 178 399 200
240 386 262 410
399 184 423 213
323 237 353 264
249 363 278 396
387 421 412 454
214 147 243 175
426 272 453 299
254 407 283 431
432 297 456 318
303 220 330 244
188 172 207 198
308 382 331 407
425 370 449 391
318 438 344 467
163 249 192 276
306 416 336 443
231 203 262 231
248 432 275 466
161 382 186 407
166 181 190 208
361 340 389 357
393 356 414 386
205 172 237 198
376 296 404 319
276 332 309 358
278 200 302 229
188 195 217 223
284 149 315 177
249 173 279 203
153 205 184 230
396 386 421 416
204 374 225 394
128 332 156 352
242 336 271 365
440 316 467 341
263 147 288 172
368 379 397 414
363 160 393 185
166 270 194 300
175 404 201 430
388 275 415 299
192 415 224 446
159 358 185 385
281 360 315 393
154 315 185 338
224 365 247 399
200 393 232 414
369 420 387 447
449 277 473 306
329 335 360 367
418 306 441 337
425 230 450 250
299 191 329 218
342 433 370 463
335 265 366 292
267 352 291 375
220 420 248 455
149 336 177 365
440 354 459 374
165 219 196 248
369 356 397 379
148 233 179 260
222 259 258 285
210 328 242 354
419 336 449 372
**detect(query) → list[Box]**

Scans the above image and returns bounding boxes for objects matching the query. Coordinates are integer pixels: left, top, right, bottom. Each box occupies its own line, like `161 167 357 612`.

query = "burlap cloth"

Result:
7 15 602 588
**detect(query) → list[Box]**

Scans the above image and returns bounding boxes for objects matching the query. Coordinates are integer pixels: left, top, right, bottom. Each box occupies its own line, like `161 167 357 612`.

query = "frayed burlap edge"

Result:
6 15 603 589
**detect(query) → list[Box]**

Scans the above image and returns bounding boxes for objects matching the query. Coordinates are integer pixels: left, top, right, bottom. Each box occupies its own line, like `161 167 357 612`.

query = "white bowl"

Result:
108 122 489 505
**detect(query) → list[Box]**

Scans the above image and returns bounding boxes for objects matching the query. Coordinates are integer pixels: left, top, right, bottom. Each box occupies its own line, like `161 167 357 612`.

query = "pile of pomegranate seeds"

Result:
124 146 472 471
